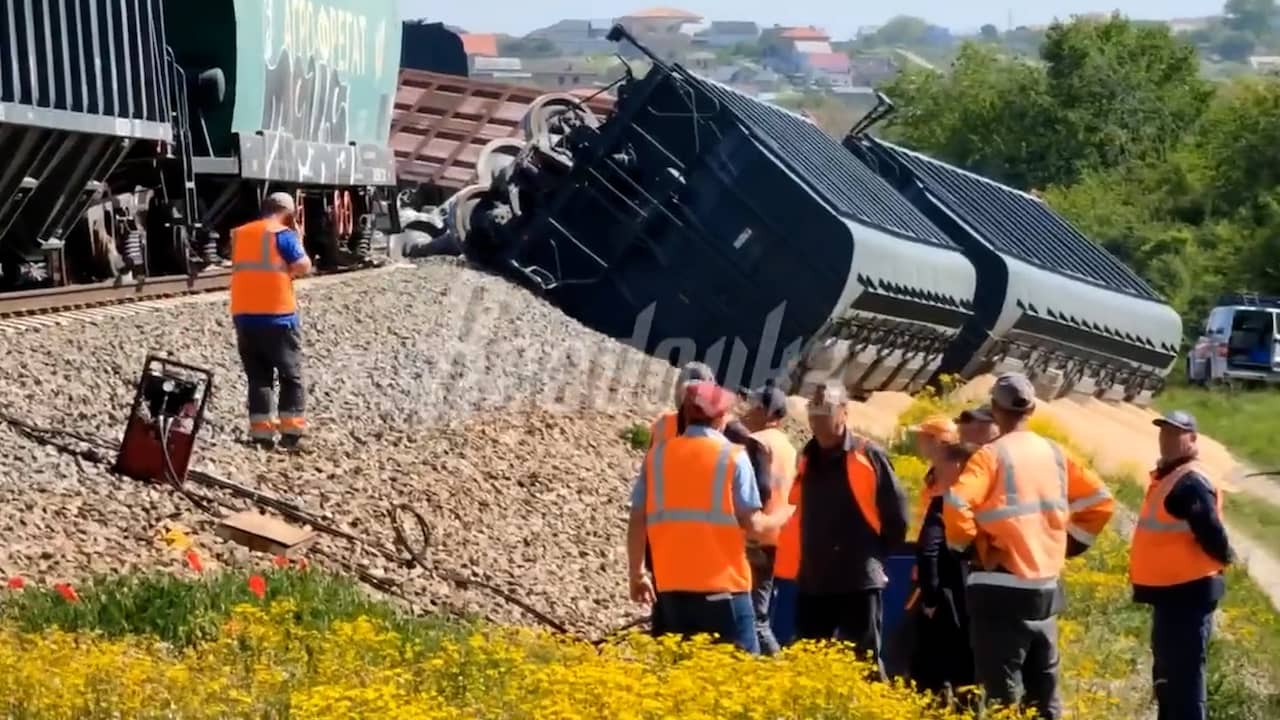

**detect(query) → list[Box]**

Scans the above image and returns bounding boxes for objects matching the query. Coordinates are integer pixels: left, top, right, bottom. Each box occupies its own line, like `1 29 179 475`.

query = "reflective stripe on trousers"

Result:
234 230 288 272
249 413 277 440
278 413 306 437
645 441 738 526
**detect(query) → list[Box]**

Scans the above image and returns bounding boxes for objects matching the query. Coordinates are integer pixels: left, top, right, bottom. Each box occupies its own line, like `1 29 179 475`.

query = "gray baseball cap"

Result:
1153 410 1197 432
957 404 994 424
264 191 296 214
676 361 715 385
990 372 1037 412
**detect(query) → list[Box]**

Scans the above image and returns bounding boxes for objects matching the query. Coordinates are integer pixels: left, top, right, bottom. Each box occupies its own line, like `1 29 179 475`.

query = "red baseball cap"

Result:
683 381 737 421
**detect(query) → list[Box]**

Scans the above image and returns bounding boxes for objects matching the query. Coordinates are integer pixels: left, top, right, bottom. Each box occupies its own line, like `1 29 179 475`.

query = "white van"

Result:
1186 295 1280 385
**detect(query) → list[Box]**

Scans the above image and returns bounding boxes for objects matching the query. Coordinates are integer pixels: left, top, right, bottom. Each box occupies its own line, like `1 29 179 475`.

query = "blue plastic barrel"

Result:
882 552 918 636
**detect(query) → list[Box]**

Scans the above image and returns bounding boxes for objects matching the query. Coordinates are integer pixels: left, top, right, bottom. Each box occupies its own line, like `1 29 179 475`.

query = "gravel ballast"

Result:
0 259 685 634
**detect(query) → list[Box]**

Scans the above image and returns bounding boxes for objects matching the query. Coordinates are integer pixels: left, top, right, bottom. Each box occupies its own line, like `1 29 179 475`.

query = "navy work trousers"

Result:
652 591 759 654
1151 602 1214 720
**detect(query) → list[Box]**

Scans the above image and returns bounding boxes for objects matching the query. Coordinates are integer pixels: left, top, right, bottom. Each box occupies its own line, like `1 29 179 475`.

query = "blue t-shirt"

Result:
234 228 305 329
630 424 762 515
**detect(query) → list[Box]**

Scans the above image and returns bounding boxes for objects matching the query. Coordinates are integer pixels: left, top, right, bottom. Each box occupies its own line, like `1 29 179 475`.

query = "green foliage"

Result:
621 422 651 451
879 12 1280 337
0 569 471 648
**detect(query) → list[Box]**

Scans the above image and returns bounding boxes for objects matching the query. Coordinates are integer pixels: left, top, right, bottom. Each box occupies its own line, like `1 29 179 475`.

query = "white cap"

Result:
264 191 296 214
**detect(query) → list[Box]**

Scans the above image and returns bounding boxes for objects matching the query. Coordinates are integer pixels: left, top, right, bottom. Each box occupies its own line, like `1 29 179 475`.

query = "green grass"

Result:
1156 386 1280 472
0 568 472 648
1223 494 1280 560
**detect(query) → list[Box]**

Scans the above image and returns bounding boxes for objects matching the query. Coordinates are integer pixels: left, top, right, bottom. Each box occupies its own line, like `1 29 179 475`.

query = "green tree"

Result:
1039 14 1212 183
979 24 1001 42
873 16 932 46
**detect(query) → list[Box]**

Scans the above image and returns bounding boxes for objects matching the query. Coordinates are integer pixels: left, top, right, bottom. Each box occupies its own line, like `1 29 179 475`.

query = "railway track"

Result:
0 264 397 333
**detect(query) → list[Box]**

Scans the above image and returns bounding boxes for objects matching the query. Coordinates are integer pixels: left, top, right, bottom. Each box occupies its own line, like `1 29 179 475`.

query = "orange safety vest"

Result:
650 411 679 448
965 432 1070 589
1129 462 1226 587
644 432 752 593
229 219 297 316
776 438 882 581
749 426 798 546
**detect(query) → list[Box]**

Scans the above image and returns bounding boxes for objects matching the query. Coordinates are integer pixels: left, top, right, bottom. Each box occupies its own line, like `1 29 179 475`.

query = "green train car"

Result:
0 0 422 290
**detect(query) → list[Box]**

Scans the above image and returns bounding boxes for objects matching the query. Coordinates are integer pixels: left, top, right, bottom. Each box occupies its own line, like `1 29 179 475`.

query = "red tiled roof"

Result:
780 26 829 40
460 33 499 57
622 6 702 20
804 52 851 73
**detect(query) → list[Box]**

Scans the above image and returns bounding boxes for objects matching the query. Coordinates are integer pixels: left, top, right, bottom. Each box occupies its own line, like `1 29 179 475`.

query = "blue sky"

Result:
398 0 1224 39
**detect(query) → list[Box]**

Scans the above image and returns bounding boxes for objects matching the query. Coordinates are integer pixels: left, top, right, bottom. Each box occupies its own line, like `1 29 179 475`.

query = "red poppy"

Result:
247 574 267 600
54 583 79 603
272 555 289 569
295 557 309 571
185 550 204 574
6 576 24 590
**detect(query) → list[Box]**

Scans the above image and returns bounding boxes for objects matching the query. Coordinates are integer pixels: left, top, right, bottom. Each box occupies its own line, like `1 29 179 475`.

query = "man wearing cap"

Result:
789 383 909 677
228 192 313 451
627 382 794 653
740 385 799 655
642 362 776 637
1130 410 1233 720
943 372 1115 719
956 405 999 445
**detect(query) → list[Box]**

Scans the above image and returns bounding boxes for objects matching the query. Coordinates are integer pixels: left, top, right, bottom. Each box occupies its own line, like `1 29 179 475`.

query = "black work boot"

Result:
249 436 276 451
277 434 306 453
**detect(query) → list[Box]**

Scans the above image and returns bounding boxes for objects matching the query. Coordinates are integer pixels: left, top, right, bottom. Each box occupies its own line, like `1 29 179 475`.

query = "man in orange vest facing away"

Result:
229 192 312 451
627 381 793 654
943 373 1116 720
1130 411 1232 720
790 382 908 678
739 384 798 655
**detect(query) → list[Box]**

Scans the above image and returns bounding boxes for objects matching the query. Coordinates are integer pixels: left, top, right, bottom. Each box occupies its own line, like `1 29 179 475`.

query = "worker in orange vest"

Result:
643 362 776 636
943 373 1116 720
1130 411 1233 720
228 192 312 451
739 384 799 655
790 383 908 678
627 381 793 653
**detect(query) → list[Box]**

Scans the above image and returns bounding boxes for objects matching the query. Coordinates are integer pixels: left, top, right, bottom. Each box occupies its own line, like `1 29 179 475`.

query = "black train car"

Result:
0 0 173 287
846 137 1183 404
463 49 979 395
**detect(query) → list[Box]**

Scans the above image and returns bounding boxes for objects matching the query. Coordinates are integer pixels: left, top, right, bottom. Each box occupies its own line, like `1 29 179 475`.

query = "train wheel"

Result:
521 93 601 167
341 190 354 237
477 138 526 187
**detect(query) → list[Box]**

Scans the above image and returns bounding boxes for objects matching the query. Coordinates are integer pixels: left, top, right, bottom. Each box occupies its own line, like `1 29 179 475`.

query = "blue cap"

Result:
1153 410 1197 432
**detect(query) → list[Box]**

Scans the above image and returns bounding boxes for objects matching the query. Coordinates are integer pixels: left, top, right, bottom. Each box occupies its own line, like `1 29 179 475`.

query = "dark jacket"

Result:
796 431 908 594
909 497 975 691
916 495 969 620
1132 457 1232 608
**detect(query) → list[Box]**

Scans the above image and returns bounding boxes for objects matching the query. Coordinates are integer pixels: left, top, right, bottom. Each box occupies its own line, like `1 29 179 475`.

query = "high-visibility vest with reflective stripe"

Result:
229 219 297 316
1129 462 1225 587
644 433 751 593
776 438 882 580
750 426 798 546
960 432 1070 590
650 411 679 448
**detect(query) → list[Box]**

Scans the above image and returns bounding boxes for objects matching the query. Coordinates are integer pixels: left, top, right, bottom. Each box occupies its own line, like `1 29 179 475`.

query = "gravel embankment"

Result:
0 259 680 635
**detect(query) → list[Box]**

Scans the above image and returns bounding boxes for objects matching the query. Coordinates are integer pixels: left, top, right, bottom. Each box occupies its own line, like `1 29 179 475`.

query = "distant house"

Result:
1249 55 1280 73
694 20 760 48
459 33 499 58
615 6 703 35
526 19 616 56
523 58 606 90
802 52 853 86
469 56 532 82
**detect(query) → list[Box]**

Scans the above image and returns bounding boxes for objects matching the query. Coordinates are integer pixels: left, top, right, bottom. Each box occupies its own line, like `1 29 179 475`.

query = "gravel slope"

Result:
0 259 678 634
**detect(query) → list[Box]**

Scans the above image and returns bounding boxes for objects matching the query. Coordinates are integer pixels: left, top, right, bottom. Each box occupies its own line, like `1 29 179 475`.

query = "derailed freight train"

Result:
0 0 448 291
445 29 1183 404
